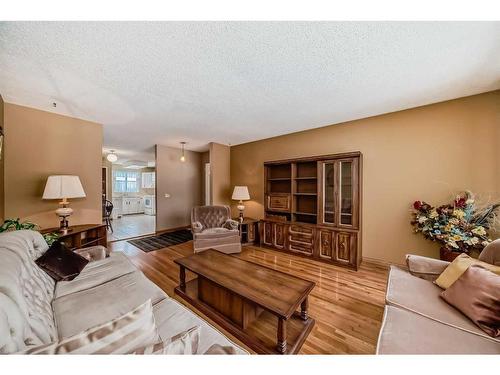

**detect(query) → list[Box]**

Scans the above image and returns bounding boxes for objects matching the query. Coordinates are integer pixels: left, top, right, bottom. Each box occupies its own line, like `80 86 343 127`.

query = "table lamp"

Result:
42 175 86 232
232 186 250 222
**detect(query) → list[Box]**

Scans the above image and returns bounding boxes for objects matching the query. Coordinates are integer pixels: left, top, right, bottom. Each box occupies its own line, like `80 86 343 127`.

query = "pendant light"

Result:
106 150 118 163
180 142 186 162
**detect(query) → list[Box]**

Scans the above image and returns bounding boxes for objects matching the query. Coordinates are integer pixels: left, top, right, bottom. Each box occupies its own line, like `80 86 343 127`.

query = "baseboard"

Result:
362 256 405 270
155 225 190 235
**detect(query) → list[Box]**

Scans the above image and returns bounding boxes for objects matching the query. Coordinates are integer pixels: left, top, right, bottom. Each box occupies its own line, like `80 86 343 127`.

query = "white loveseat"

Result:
0 230 247 354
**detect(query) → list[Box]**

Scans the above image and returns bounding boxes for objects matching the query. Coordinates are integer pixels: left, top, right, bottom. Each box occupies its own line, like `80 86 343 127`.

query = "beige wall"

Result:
230 91 500 264
155 145 203 231
0 95 4 222
4 103 103 229
209 142 231 206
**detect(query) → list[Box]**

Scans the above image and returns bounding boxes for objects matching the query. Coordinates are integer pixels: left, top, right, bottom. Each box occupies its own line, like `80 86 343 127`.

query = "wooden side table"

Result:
234 218 259 245
40 224 107 251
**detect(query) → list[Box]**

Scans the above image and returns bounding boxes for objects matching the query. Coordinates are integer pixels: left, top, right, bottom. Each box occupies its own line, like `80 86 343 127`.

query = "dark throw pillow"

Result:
441 265 500 338
35 241 89 281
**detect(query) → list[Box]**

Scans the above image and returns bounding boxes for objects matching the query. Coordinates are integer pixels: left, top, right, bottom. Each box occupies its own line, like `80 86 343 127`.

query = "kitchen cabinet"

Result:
142 172 156 189
122 197 144 215
111 197 145 217
112 197 123 219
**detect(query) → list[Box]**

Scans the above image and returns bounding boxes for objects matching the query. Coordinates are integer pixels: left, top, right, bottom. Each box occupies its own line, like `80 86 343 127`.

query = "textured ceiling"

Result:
1 22 499 161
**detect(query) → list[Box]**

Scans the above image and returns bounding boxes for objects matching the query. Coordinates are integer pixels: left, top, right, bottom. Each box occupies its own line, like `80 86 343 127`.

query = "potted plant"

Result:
0 218 60 245
411 191 499 261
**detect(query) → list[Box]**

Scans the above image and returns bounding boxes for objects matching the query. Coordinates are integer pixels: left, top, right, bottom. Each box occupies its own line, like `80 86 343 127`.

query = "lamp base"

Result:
55 203 73 232
237 202 245 222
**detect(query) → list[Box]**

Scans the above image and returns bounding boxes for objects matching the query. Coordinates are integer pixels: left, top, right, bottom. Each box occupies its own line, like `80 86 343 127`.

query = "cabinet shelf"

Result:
268 178 291 181
293 211 317 216
293 193 317 196
294 177 317 180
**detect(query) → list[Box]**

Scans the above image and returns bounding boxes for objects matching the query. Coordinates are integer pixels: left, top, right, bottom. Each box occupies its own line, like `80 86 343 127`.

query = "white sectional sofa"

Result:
0 230 247 354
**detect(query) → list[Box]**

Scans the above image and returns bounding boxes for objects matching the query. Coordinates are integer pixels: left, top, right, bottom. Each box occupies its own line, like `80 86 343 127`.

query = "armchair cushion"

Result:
224 219 239 231
406 254 450 281
195 228 239 239
191 221 203 234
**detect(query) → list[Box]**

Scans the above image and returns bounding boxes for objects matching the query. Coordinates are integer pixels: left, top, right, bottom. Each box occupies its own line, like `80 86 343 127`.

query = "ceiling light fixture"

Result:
180 142 186 162
106 150 118 163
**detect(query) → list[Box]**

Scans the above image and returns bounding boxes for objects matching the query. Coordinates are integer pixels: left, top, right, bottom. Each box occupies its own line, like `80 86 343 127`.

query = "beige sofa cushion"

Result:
377 306 500 354
153 298 247 354
22 300 159 354
435 253 500 289
53 271 167 339
0 230 57 352
130 326 201 355
386 266 499 342
406 254 449 281
55 252 137 298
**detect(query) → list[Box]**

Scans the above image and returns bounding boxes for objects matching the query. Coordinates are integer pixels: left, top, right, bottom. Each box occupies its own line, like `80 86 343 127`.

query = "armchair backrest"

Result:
479 238 500 266
191 205 231 230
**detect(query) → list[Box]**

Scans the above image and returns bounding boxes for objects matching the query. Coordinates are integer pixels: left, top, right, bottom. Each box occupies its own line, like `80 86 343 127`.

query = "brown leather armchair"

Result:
191 205 241 254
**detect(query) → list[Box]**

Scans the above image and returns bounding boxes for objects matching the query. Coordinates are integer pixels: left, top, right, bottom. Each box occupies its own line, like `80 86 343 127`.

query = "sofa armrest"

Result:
406 254 450 281
192 221 203 234
224 219 239 231
74 245 107 262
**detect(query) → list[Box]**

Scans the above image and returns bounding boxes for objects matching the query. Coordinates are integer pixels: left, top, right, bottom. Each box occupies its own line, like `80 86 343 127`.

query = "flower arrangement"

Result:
411 191 500 255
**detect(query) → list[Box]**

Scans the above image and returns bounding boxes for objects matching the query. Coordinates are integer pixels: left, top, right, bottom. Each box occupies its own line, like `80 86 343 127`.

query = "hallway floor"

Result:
108 214 155 241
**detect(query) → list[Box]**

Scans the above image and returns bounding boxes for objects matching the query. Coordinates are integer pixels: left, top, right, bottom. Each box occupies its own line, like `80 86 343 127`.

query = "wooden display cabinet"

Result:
261 152 362 270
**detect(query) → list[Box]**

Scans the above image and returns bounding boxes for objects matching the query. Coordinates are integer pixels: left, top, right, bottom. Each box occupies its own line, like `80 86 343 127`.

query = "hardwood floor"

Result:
109 240 389 354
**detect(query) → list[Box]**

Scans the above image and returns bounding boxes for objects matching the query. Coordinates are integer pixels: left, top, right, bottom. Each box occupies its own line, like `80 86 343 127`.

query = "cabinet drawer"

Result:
289 241 313 255
289 233 314 245
266 194 291 212
289 225 314 236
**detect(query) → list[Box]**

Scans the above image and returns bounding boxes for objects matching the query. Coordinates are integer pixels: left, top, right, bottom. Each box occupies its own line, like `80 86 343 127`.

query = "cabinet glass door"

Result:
322 162 335 224
339 161 353 225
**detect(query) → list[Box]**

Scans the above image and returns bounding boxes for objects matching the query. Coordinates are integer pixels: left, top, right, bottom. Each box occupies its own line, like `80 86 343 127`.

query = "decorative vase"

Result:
439 247 461 262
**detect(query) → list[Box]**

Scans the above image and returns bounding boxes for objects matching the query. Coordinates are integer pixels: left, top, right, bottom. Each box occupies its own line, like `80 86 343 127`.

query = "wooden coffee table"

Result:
174 249 315 354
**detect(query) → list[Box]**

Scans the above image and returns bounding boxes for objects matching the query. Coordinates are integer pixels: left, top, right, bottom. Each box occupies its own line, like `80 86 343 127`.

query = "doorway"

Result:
106 165 156 241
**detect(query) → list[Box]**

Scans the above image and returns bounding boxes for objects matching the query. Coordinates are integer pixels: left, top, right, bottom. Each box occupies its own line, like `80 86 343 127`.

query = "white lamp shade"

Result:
42 175 86 200
232 186 250 201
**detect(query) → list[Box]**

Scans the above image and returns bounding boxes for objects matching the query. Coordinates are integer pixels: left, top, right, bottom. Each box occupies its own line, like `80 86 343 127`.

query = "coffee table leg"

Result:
179 265 186 290
277 318 287 354
300 297 308 321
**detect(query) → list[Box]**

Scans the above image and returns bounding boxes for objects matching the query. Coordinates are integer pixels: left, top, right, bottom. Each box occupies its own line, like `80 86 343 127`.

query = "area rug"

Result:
128 229 193 252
